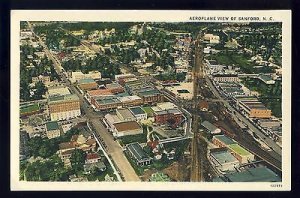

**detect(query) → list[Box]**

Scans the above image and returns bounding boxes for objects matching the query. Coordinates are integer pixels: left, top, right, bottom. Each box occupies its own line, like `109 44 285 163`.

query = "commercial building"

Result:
48 94 81 121
103 113 123 131
153 107 183 128
91 96 122 111
116 108 136 122
105 83 124 94
45 121 61 139
78 78 98 91
70 71 101 83
235 96 272 118
204 33 220 44
117 95 143 107
129 106 147 121
227 144 255 164
201 121 222 134
113 121 143 137
137 88 164 104
209 147 240 173
126 142 152 166
213 74 240 82
223 167 281 182
212 135 237 148
257 118 281 128
47 85 71 97
85 89 114 103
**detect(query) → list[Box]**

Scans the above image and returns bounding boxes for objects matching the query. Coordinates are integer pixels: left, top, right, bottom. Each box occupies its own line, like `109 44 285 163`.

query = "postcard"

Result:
11 10 291 191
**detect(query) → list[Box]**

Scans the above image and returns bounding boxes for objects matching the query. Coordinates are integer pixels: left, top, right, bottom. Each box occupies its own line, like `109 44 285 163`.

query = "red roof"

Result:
86 153 100 160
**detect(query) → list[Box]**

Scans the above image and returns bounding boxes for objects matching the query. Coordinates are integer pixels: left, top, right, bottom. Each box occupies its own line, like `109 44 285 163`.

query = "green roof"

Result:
214 135 236 145
225 167 281 182
228 144 251 156
46 121 59 131
142 106 154 115
20 103 40 114
138 89 160 96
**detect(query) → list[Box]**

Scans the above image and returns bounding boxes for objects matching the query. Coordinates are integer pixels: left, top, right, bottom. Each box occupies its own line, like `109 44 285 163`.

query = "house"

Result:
126 142 152 166
45 121 61 139
84 161 106 174
85 153 101 164
113 121 143 137
129 106 147 121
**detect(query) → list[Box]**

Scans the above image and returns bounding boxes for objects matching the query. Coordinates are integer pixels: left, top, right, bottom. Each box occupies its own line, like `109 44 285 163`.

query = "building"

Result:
129 106 147 121
84 161 106 174
201 121 222 134
223 167 281 182
92 96 122 111
70 71 101 83
204 33 220 44
153 108 183 128
103 113 123 131
20 130 30 161
213 74 240 82
105 83 124 94
45 121 61 139
137 89 164 104
32 75 51 84
227 144 255 164
113 121 143 137
209 147 240 173
115 73 136 82
257 118 281 128
126 142 152 166
48 94 81 121
47 86 71 97
117 95 143 107
149 172 171 182
116 108 136 121
156 102 178 110
212 135 236 148
20 103 40 117
78 78 98 91
258 74 275 85
199 100 209 111
235 96 272 118
85 153 101 164
85 89 114 102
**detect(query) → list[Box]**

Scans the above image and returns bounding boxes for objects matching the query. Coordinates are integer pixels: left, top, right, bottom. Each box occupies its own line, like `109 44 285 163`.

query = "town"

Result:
19 21 282 182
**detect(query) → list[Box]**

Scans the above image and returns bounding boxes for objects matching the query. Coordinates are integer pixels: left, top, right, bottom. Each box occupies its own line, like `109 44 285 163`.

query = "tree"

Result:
34 81 47 99
70 149 86 172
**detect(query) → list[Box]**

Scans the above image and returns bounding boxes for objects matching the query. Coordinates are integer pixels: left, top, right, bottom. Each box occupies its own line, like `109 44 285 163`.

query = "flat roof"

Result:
157 102 177 110
106 83 122 89
48 94 79 104
48 86 70 96
202 121 220 133
46 121 59 131
127 142 150 161
78 78 95 84
142 106 154 114
228 144 252 156
117 108 135 119
96 97 120 105
225 167 281 182
117 95 142 102
129 106 146 115
210 148 239 164
138 89 160 96
87 89 113 97
214 135 236 145
114 121 141 132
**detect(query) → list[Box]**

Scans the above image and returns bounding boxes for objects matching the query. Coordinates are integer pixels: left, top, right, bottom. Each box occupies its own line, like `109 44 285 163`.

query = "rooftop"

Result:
149 172 171 182
48 94 79 104
214 135 236 145
224 167 281 182
117 95 142 102
129 106 146 115
138 89 160 97
95 97 120 105
117 108 136 119
78 78 96 84
228 144 252 156
127 142 150 161
46 121 59 131
210 148 239 164
87 89 113 97
142 106 154 115
157 102 177 110
114 121 141 132
201 121 220 133
48 86 70 97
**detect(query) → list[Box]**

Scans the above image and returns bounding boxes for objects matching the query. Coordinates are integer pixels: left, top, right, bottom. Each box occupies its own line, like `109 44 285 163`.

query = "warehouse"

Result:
113 121 143 137
126 142 152 166
227 144 255 164
201 121 221 134
209 147 240 173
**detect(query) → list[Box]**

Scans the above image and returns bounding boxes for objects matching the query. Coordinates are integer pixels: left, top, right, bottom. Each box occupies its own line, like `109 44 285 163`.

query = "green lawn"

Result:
20 103 40 114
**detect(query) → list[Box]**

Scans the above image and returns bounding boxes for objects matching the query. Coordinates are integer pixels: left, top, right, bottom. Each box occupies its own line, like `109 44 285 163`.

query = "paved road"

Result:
29 22 140 181
205 77 282 163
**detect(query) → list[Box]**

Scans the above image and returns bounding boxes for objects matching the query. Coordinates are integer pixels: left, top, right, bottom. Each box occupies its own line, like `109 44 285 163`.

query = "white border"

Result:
11 10 291 191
